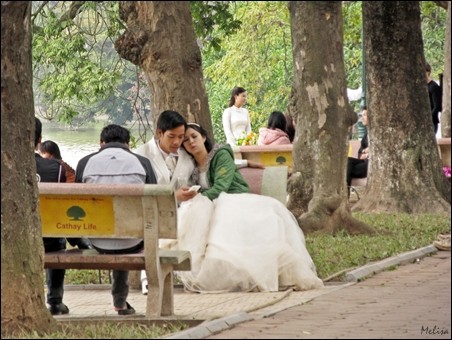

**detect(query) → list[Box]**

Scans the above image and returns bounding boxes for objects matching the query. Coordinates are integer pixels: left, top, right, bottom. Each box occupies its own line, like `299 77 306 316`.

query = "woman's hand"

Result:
247 160 265 169
176 186 198 202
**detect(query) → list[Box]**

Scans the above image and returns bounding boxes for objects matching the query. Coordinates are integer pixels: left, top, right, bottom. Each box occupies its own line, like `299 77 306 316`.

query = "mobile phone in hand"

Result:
188 185 201 192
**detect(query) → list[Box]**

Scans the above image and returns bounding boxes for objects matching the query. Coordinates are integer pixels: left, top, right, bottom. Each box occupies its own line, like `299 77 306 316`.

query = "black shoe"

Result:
116 301 135 315
48 303 69 315
77 238 92 250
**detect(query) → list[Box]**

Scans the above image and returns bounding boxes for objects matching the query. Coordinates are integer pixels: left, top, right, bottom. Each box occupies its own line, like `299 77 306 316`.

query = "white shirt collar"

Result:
157 140 178 159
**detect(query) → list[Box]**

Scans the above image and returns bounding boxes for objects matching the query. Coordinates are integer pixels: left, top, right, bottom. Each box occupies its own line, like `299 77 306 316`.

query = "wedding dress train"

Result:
164 193 323 293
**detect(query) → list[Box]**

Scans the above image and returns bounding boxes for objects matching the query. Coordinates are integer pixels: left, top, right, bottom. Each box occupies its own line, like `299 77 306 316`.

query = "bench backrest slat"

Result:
38 183 177 239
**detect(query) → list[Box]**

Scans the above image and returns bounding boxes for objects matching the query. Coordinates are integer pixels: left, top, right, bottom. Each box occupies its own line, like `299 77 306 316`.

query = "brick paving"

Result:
206 251 451 339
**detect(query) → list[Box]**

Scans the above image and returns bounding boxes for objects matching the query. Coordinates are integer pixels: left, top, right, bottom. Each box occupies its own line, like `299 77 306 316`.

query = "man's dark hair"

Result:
35 117 42 147
100 124 130 144
425 62 432 74
156 110 187 132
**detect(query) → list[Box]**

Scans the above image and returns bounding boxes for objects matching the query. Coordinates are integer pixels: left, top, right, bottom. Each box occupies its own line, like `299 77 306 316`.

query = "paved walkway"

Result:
57 246 450 339
191 250 451 339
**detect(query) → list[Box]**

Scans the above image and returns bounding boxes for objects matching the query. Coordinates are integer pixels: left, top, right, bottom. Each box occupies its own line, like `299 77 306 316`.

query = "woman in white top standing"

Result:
222 87 252 145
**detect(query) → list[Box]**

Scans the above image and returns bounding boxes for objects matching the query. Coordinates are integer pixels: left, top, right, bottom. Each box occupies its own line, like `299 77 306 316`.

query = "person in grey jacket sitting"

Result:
75 124 157 315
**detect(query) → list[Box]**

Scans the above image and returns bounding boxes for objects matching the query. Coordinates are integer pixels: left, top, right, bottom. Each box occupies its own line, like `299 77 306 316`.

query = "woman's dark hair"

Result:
184 123 213 153
100 124 130 144
157 110 187 132
228 87 246 107
39 140 62 160
267 111 286 131
34 117 42 147
284 112 296 143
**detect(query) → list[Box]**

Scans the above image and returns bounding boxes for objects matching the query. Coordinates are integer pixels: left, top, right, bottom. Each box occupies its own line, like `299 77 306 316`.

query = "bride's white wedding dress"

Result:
164 192 323 293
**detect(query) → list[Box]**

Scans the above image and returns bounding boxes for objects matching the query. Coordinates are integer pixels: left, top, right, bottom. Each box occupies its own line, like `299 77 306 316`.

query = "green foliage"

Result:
31 1 447 133
306 213 450 280
190 1 242 51
32 1 136 125
343 1 364 90
33 3 121 101
421 1 447 80
202 1 293 143
202 1 447 141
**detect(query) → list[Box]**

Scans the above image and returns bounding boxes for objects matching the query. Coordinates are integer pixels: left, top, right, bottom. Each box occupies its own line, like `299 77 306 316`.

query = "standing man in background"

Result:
425 62 442 135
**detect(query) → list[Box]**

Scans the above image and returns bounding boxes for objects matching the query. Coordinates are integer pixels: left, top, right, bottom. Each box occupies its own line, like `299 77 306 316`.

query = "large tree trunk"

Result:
441 2 451 137
354 1 451 213
114 1 213 141
1 1 57 336
287 1 374 235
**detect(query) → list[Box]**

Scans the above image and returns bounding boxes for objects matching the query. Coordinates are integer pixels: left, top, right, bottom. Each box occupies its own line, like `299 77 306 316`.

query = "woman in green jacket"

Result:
173 123 323 293
184 123 250 200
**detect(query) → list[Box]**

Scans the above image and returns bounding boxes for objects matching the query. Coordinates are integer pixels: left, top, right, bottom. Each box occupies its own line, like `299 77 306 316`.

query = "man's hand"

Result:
359 147 369 160
176 186 198 202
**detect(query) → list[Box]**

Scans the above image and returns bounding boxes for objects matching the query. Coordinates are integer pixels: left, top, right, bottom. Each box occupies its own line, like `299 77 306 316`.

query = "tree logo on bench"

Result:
67 206 86 221
276 156 287 165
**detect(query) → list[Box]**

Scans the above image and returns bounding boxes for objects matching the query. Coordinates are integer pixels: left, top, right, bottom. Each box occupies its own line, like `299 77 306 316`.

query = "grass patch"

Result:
306 212 450 280
8 320 188 339
65 269 111 285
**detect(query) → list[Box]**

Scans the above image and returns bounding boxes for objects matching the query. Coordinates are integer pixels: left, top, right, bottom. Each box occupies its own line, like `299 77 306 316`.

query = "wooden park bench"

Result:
39 182 191 319
239 166 289 205
234 144 293 172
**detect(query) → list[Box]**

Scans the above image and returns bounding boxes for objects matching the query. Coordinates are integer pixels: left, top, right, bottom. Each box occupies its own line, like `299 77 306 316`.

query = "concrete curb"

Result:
345 245 438 282
163 312 254 339
162 245 439 339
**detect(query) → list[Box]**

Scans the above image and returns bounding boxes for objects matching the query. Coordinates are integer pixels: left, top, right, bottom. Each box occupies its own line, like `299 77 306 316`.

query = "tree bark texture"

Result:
356 1 451 213
115 1 213 141
287 1 374 235
441 3 451 137
1 1 57 336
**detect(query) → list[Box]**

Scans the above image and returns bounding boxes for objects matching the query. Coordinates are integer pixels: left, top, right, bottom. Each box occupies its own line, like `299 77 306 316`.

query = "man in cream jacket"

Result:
135 110 198 202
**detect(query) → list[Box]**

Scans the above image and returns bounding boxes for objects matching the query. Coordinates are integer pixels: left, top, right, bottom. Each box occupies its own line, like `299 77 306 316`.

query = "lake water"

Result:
41 121 151 169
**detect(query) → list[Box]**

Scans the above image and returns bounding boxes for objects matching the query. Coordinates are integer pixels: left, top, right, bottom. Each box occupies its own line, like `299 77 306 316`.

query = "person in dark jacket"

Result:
35 117 90 315
425 62 442 134
39 140 76 183
346 107 369 191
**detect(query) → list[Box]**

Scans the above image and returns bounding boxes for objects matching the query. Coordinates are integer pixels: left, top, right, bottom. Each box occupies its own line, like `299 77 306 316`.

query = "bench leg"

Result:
161 265 174 316
146 274 162 318
145 264 174 318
